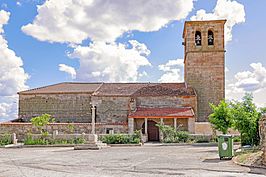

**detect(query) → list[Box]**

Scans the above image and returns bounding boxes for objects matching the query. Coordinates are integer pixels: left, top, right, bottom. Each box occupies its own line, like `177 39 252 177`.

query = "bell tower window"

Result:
208 30 214 45
195 31 202 46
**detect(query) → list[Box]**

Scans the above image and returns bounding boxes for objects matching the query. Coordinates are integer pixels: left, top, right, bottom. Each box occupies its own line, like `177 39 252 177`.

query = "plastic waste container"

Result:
218 134 234 160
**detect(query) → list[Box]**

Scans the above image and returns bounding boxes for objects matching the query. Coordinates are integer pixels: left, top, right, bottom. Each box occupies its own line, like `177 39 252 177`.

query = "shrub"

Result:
101 131 141 144
190 135 211 143
24 133 86 145
0 134 11 146
176 131 190 143
156 124 190 143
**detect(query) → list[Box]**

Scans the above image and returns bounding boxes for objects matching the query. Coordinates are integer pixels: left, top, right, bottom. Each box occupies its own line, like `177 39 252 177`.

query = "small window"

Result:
208 30 214 45
195 31 202 46
106 128 114 134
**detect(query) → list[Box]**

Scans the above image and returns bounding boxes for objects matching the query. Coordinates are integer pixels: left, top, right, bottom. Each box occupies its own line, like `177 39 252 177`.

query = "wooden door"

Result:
148 120 159 141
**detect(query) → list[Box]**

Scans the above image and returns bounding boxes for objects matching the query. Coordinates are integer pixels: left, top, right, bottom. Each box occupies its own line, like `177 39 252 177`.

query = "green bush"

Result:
24 134 49 145
156 124 190 143
191 135 211 143
0 134 11 146
233 136 241 142
176 131 190 143
101 131 141 144
24 133 86 145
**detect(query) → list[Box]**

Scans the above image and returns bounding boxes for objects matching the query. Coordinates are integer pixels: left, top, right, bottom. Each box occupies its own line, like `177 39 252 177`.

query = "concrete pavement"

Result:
0 144 265 177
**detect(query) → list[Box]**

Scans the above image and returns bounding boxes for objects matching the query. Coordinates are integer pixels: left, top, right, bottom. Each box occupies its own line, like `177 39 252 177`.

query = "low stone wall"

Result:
259 114 266 165
194 122 213 135
0 122 128 141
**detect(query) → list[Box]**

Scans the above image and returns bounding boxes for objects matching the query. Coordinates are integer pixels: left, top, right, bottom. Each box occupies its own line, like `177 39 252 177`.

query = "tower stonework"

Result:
183 20 226 122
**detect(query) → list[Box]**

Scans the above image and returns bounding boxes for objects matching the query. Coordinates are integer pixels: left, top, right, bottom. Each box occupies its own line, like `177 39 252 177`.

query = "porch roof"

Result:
128 107 194 119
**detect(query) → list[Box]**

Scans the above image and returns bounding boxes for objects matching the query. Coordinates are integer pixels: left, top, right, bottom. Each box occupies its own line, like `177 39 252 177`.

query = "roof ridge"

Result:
18 82 64 94
18 82 103 94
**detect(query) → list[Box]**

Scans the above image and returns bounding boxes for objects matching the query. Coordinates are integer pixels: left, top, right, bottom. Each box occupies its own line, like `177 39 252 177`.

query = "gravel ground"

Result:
0 144 265 177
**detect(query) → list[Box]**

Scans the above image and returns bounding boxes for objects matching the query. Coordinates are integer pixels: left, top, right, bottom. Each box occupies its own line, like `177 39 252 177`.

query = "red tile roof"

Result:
131 83 195 97
128 107 195 118
18 82 102 94
18 82 196 97
93 83 151 96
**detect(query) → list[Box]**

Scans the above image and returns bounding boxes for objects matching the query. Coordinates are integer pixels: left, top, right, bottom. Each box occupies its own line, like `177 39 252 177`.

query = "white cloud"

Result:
191 0 245 44
226 63 266 107
69 40 151 82
22 0 194 44
16 2 22 6
0 10 29 121
158 59 184 83
59 64 76 79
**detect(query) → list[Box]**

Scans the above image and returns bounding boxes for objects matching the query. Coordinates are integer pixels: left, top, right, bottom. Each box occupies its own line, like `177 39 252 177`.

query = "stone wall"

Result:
259 115 266 165
0 122 128 141
136 95 197 118
92 96 130 123
19 93 92 123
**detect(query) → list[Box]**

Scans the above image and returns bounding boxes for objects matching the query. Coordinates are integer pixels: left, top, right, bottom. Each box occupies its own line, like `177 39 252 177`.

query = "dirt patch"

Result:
234 150 264 167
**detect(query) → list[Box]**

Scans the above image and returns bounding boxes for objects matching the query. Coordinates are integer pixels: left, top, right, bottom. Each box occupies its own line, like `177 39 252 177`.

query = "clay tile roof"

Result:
93 83 151 96
128 107 195 118
18 82 102 94
131 83 196 97
18 82 196 96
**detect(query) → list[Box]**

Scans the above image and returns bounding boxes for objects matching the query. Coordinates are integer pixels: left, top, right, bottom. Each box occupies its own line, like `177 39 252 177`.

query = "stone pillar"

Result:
159 118 164 142
12 133 17 145
91 106 96 134
174 118 177 130
160 118 164 125
144 118 148 135
128 118 134 135
188 118 195 134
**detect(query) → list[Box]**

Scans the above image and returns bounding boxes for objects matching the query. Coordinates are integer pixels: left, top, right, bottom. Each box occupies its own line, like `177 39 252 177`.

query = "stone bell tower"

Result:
183 20 226 122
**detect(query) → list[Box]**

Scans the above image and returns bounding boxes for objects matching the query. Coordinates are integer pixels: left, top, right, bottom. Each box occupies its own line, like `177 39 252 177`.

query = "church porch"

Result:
128 107 195 142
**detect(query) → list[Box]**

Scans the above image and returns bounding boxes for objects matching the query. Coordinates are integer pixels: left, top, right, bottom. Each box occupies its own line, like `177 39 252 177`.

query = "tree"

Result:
231 93 260 146
209 100 233 134
31 114 55 135
260 107 266 114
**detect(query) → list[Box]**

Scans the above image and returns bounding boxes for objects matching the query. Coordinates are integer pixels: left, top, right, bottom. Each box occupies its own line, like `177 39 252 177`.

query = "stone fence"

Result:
0 122 128 141
259 114 266 165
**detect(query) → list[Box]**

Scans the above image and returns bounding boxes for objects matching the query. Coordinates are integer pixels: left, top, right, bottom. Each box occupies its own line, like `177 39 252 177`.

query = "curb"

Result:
160 143 217 147
232 156 266 170
109 143 142 147
23 144 75 148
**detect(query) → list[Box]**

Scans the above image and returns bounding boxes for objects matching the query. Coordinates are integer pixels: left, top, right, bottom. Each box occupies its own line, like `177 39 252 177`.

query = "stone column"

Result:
144 118 148 135
128 118 134 135
174 118 177 130
160 118 164 142
160 118 164 125
188 118 195 134
91 106 96 134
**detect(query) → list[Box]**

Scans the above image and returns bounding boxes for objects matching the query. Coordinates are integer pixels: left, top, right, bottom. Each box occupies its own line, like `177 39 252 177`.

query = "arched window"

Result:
195 31 202 46
208 30 214 45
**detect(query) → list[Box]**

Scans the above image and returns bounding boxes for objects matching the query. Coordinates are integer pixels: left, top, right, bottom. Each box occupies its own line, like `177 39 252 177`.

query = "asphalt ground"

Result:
0 144 265 177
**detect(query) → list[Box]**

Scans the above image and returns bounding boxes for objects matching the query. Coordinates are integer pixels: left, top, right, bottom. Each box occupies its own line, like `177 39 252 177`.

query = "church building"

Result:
17 20 226 141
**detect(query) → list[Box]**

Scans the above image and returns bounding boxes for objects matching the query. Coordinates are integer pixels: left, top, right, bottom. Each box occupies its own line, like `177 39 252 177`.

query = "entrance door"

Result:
143 120 159 141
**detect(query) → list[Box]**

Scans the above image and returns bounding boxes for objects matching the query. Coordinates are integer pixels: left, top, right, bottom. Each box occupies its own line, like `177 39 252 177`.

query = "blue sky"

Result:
0 0 266 121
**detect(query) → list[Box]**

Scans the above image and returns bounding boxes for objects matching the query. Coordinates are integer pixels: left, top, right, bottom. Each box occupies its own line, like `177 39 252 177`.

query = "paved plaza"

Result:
0 144 265 177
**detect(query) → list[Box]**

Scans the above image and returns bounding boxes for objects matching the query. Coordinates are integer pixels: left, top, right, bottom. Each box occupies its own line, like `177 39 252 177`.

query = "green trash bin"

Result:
218 134 234 160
